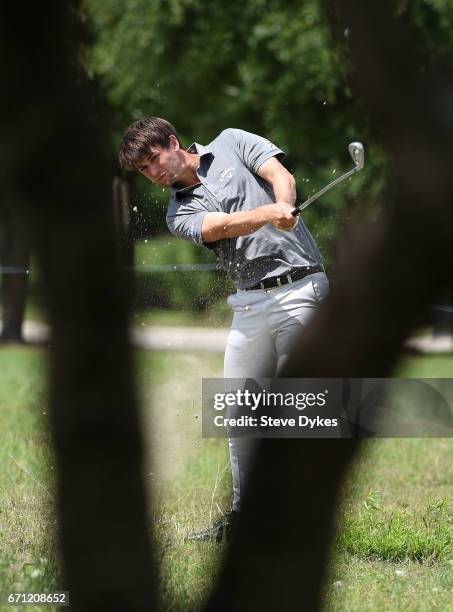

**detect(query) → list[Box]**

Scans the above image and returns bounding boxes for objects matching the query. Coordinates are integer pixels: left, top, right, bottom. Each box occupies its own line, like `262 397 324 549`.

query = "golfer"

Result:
119 117 329 540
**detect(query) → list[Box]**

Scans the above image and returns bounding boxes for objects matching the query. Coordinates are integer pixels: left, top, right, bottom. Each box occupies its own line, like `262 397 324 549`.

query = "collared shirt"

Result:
166 128 323 289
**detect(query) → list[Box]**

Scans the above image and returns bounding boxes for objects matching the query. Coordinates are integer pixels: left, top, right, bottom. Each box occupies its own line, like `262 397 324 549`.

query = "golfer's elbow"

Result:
272 171 296 206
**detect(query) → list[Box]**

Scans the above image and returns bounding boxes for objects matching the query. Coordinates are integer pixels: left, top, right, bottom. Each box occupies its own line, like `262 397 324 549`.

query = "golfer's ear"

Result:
169 134 180 150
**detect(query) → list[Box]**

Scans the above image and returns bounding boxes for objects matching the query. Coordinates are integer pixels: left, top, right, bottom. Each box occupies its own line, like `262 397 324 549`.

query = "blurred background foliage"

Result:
84 0 453 245
84 0 386 255
133 237 232 311
9 0 453 317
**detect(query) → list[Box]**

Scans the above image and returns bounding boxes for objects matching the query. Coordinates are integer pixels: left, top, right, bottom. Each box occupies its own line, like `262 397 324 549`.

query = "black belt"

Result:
244 265 324 291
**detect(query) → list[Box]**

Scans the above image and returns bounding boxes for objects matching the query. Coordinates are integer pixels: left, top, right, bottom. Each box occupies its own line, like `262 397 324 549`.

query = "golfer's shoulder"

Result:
166 192 189 215
210 129 265 163
217 127 242 138
210 128 249 148
166 191 204 219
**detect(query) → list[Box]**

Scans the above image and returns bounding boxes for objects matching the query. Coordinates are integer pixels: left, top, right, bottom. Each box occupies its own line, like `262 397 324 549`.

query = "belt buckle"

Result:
259 281 265 290
277 277 282 287
287 273 293 284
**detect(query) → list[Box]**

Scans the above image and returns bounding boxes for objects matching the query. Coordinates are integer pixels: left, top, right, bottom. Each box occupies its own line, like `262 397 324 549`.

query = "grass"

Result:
322 353 453 610
0 348 59 612
144 350 453 610
137 351 230 610
0 346 452 611
337 497 451 561
395 352 453 377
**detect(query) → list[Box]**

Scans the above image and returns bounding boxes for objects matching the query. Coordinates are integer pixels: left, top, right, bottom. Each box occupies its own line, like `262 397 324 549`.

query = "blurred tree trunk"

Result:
112 175 131 257
0 200 29 342
113 175 134 304
206 2 453 611
0 3 156 610
3 0 453 611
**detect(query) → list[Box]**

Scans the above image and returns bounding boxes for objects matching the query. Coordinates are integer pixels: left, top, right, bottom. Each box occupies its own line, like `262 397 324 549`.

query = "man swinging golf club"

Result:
119 117 363 541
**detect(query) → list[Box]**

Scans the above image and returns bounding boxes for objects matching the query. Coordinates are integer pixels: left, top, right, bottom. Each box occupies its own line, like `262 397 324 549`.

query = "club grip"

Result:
291 207 301 217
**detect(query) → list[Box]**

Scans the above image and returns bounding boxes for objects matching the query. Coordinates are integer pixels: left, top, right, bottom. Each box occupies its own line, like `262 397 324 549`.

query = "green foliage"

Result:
83 0 388 259
83 0 453 264
134 237 233 310
398 0 453 67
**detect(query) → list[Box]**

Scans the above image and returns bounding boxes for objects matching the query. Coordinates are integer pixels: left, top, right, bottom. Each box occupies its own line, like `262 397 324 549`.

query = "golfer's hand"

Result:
267 202 298 231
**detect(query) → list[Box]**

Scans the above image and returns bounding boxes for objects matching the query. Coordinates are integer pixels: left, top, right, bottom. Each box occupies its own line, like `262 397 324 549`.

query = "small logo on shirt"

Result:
219 166 235 183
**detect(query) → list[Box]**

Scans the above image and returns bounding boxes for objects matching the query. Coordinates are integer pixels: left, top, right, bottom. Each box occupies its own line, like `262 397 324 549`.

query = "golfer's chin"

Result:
159 173 177 187
152 177 169 187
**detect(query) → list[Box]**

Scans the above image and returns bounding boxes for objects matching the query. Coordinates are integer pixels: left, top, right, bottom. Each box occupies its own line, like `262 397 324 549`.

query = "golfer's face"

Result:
137 141 181 186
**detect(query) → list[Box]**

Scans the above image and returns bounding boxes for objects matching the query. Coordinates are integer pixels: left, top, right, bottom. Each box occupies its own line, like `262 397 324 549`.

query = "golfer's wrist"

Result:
258 204 273 223
263 202 291 222
261 203 283 222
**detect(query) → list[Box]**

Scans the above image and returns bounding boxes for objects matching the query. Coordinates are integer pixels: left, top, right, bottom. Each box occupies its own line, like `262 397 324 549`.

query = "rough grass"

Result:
324 407 453 612
150 440 230 612
0 346 452 611
0 347 59 611
337 494 451 561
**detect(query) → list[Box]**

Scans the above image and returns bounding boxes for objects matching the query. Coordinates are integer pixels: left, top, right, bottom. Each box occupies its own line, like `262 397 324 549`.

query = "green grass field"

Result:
0 347 452 611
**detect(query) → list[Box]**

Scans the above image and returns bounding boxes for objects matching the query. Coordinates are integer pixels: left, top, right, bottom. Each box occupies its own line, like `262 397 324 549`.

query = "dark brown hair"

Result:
118 117 181 171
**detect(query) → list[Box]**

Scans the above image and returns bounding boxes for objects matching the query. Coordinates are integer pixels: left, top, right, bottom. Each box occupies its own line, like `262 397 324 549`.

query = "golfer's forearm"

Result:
202 208 272 242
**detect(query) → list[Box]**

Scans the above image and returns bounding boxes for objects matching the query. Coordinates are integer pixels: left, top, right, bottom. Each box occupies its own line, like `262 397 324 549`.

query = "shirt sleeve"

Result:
166 197 210 246
225 128 285 174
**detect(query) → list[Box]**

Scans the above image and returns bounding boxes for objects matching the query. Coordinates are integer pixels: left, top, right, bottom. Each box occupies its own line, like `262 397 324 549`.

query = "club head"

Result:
348 142 365 170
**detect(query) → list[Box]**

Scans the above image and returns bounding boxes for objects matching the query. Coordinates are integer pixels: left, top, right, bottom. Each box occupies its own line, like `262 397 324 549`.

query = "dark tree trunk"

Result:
0 3 157 610
3 1 453 611
112 175 134 306
112 175 131 256
0 200 29 342
206 2 453 611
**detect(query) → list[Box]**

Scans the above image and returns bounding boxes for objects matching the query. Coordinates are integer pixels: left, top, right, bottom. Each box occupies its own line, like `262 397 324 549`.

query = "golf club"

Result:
292 142 365 216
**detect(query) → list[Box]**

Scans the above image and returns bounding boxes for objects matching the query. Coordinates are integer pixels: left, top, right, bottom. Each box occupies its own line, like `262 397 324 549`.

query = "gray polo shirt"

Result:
166 128 323 289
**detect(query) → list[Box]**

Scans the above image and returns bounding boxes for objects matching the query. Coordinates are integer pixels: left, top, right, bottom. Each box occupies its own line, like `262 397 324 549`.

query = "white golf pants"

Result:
224 271 330 512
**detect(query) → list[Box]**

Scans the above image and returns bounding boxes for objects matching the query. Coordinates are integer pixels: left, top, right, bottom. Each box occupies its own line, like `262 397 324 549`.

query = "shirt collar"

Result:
170 142 213 197
186 141 212 157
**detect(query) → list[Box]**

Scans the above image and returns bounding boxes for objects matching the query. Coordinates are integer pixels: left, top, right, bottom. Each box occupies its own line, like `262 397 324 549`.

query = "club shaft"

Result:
292 165 358 216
